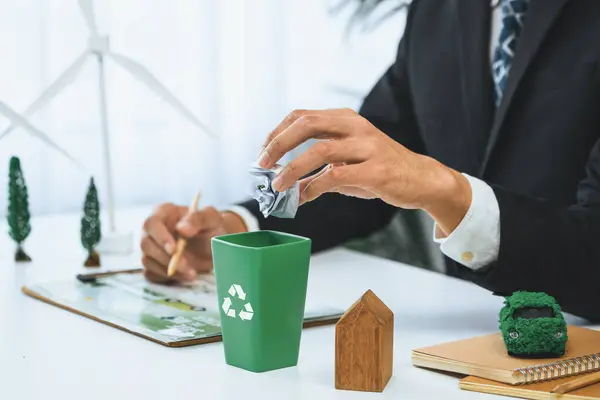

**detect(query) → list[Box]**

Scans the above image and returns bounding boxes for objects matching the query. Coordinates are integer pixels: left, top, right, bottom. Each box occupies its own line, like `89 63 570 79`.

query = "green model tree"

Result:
7 156 32 262
81 177 101 267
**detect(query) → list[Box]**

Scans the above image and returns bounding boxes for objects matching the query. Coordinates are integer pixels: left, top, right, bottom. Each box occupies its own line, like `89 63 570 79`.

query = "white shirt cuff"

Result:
433 173 500 270
221 205 260 232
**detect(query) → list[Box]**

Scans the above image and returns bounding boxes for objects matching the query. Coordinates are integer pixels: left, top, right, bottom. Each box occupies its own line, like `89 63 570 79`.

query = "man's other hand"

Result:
140 203 247 283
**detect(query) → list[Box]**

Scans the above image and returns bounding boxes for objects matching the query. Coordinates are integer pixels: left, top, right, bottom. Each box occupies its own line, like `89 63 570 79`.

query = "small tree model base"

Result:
15 246 32 262
84 250 100 267
81 177 102 267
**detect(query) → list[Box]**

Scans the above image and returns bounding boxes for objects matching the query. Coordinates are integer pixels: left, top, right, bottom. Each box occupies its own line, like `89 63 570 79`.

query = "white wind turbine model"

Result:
0 0 215 254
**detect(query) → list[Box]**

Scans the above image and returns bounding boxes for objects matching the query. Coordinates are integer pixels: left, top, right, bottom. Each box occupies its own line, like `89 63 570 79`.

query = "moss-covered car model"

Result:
499 291 567 358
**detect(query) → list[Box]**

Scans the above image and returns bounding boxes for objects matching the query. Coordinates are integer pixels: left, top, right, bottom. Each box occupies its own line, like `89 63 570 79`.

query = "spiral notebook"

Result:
412 325 600 385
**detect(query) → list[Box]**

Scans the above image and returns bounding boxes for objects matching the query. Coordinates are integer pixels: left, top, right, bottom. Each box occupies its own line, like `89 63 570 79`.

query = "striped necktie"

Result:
492 0 531 106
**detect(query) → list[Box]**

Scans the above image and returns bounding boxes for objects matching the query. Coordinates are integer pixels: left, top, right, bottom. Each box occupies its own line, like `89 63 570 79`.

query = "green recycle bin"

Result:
211 230 311 373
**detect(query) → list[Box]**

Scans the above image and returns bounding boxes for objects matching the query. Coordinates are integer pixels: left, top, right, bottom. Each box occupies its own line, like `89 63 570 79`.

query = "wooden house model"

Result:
335 289 394 392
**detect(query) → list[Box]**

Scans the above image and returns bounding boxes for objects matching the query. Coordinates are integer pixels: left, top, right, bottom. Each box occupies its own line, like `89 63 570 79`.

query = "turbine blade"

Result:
78 0 99 38
0 102 86 170
108 52 216 138
0 51 89 141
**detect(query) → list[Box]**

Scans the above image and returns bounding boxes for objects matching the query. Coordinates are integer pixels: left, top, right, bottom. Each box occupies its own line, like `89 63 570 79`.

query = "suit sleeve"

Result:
236 3 427 254
454 139 600 321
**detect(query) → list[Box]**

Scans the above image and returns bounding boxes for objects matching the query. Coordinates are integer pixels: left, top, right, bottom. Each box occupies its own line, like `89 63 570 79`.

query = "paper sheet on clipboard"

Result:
22 271 343 347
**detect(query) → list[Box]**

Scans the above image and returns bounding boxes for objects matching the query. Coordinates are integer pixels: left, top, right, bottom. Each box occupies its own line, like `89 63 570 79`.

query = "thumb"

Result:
175 206 222 238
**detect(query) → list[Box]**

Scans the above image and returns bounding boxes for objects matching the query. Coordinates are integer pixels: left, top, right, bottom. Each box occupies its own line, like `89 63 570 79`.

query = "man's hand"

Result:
257 108 472 236
140 203 247 283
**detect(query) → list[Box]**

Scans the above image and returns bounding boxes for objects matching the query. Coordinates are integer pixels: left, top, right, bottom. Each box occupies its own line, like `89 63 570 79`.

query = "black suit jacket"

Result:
239 0 600 321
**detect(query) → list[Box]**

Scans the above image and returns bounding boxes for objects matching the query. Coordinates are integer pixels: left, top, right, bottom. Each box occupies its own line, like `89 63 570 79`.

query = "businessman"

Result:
140 0 600 321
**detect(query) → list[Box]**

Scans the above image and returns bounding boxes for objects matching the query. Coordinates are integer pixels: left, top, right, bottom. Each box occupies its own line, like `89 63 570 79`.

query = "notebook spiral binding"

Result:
515 353 600 384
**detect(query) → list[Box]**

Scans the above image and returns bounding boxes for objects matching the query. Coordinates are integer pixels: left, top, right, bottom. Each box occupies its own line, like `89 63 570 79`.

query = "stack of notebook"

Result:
412 325 600 399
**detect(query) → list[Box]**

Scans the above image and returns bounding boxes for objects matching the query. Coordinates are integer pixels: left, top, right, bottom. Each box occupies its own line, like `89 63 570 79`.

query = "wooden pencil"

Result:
167 191 201 277
551 371 600 394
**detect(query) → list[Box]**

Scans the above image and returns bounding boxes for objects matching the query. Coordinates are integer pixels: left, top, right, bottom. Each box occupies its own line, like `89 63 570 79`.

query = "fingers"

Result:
140 233 203 277
189 257 214 274
142 246 213 283
142 254 196 283
258 115 361 170
144 269 169 284
140 231 171 266
143 210 175 254
173 248 214 275
299 164 364 204
272 140 371 192
141 203 222 284
260 108 356 152
175 206 223 238
298 164 331 194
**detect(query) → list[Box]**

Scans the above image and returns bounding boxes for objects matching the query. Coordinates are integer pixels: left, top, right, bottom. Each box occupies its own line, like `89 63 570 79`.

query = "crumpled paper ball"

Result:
248 163 299 218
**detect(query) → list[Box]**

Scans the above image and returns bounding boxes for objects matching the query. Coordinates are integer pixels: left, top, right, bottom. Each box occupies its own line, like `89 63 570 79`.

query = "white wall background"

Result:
0 0 406 217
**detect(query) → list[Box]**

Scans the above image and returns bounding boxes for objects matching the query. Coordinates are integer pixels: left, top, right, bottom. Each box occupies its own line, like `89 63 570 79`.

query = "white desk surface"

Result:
0 207 592 399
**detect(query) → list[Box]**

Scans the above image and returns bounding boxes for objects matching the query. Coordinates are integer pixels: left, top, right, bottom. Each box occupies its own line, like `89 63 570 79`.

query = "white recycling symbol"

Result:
222 284 254 321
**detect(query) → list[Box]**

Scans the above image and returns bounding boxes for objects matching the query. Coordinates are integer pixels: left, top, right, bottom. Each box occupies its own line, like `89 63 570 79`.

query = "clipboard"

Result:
22 268 343 347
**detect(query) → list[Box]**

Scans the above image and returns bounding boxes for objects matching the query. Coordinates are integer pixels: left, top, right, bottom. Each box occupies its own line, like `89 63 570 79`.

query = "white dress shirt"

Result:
224 2 503 272
432 2 502 270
